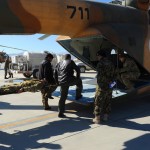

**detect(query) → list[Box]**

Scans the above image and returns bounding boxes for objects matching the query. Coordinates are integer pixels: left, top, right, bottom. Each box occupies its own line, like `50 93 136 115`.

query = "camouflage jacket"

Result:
96 57 115 90
119 57 140 75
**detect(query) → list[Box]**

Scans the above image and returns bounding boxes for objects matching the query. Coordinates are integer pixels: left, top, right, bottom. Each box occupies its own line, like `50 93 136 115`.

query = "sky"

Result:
0 0 110 55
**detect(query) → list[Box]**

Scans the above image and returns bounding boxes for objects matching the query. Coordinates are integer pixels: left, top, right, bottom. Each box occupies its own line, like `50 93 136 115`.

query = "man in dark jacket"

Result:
39 53 57 110
55 54 83 118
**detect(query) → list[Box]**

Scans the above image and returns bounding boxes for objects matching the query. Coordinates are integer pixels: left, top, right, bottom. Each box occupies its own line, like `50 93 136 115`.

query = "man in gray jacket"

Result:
55 54 83 118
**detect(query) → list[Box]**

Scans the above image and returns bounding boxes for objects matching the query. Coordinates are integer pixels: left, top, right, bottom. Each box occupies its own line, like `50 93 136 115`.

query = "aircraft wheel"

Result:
33 69 39 79
23 73 32 78
80 66 86 73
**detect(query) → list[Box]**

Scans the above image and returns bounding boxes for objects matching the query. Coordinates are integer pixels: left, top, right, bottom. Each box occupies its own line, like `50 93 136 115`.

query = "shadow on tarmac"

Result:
107 95 150 132
0 100 93 116
0 93 149 149
0 101 59 111
0 100 94 125
83 94 150 150
123 133 150 150
0 118 91 150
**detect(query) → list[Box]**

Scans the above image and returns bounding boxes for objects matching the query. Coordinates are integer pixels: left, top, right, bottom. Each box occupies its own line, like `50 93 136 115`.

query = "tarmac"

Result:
0 70 150 150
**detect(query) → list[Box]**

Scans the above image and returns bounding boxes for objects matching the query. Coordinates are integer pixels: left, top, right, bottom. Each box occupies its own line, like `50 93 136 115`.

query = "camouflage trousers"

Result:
120 72 140 89
94 85 112 117
41 85 57 106
0 79 45 95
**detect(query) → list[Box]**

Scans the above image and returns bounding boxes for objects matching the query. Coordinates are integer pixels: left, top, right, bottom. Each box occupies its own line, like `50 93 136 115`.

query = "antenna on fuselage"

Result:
0 45 28 52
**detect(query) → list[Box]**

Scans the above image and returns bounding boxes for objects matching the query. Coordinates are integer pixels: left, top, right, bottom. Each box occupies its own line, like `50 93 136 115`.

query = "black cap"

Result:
64 54 71 60
96 50 106 57
45 53 54 59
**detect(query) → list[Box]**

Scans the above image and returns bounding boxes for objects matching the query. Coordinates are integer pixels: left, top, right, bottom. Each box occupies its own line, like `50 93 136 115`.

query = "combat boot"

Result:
43 101 51 110
92 115 100 124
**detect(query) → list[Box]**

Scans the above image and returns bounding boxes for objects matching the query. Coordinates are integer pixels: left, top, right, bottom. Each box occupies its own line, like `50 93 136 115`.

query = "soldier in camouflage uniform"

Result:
117 54 141 89
0 79 46 95
93 50 115 124
4 56 11 79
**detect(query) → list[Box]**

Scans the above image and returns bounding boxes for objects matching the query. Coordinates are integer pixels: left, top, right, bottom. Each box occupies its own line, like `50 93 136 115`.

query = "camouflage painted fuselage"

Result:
0 51 7 63
0 0 150 72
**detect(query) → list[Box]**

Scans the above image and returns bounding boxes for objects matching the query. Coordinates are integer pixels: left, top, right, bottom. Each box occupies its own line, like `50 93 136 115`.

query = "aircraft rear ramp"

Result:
53 80 150 106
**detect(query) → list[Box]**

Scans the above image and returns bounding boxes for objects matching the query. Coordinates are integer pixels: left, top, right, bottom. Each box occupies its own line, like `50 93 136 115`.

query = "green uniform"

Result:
40 84 57 108
119 57 141 89
94 57 115 117
4 58 10 79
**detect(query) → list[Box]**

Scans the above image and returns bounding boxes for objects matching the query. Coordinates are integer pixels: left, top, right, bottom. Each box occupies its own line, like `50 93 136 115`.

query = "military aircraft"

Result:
0 45 28 64
0 0 150 102
0 51 8 63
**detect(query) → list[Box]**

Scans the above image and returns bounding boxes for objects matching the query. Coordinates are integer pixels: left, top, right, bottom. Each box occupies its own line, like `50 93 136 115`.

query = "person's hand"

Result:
40 79 47 84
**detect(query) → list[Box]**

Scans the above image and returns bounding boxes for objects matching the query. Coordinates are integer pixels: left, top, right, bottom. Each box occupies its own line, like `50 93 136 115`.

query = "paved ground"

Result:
0 70 150 150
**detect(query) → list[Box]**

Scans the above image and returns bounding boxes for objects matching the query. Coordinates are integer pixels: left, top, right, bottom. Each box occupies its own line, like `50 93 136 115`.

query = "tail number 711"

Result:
67 5 90 20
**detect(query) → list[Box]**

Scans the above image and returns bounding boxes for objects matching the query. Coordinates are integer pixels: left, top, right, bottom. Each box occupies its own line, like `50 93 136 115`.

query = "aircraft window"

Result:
4 53 6 56
110 0 122 5
3 53 8 59
111 49 116 54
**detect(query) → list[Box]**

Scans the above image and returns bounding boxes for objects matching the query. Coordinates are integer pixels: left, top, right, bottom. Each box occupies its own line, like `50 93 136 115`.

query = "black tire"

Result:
33 69 39 79
23 73 32 78
80 66 86 73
